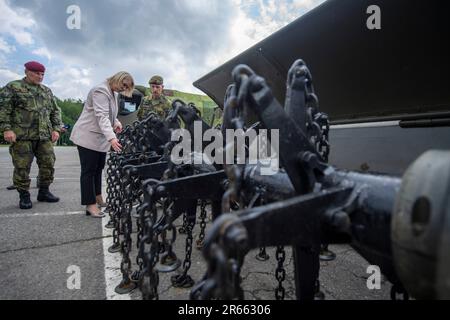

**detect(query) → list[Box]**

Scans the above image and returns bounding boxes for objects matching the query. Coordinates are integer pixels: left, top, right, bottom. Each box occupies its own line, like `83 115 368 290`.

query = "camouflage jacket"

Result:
0 78 62 141
137 94 171 121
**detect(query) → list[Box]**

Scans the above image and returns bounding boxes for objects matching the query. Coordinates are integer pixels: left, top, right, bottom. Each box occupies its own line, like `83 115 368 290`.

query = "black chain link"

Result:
139 188 160 300
301 62 330 163
178 208 188 234
117 167 135 289
171 211 195 288
196 200 208 250
157 198 179 271
106 115 171 295
109 154 124 253
183 215 194 272
275 245 286 300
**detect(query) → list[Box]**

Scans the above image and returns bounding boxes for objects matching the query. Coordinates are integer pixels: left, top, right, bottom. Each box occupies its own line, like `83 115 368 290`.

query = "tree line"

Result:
56 98 83 146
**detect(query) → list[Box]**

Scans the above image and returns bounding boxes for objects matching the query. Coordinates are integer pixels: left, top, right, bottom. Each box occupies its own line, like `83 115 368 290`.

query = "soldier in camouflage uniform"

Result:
0 61 62 209
137 75 172 121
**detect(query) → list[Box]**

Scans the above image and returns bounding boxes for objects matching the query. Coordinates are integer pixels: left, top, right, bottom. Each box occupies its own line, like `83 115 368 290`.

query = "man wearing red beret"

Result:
0 61 63 209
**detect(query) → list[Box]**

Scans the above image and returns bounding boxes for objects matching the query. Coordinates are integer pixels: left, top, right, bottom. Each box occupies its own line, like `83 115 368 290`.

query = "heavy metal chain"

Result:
158 197 178 269
110 155 124 252
196 200 208 250
117 167 135 289
275 245 286 300
140 219 160 300
105 155 114 224
193 245 243 300
139 188 160 300
135 201 148 280
316 114 330 162
220 75 250 214
107 119 160 290
130 173 144 275
300 62 333 294
135 190 145 280
105 155 116 229
183 216 194 274
201 217 248 300
136 183 158 284
107 126 134 252
106 110 184 297
301 62 330 163
178 215 188 234
171 211 195 288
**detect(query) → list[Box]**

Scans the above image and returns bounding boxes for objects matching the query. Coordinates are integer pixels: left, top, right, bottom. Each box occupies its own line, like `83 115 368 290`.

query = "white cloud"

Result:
205 0 326 70
32 47 52 60
175 0 220 15
47 66 93 100
0 68 22 84
0 0 325 99
0 0 35 45
0 38 16 54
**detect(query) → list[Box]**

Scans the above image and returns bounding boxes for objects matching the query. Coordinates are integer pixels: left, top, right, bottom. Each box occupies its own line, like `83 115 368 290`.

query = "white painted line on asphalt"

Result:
1 211 85 218
102 215 132 300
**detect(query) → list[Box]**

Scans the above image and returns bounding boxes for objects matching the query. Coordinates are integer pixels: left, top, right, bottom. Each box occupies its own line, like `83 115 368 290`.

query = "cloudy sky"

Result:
0 0 325 99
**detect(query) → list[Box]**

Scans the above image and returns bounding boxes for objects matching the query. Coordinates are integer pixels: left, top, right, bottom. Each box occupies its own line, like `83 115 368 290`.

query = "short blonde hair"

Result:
108 71 135 97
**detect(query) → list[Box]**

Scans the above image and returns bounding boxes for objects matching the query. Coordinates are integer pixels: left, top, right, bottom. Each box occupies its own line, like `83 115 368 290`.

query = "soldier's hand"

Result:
110 138 122 153
4 130 16 143
51 131 60 143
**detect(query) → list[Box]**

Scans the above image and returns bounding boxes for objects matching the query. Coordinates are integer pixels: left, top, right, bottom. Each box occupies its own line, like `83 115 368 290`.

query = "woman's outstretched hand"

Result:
110 138 122 153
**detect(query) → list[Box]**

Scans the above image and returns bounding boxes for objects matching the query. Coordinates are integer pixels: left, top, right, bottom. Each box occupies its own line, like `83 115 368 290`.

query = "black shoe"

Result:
18 190 32 210
37 188 60 203
7 185 16 190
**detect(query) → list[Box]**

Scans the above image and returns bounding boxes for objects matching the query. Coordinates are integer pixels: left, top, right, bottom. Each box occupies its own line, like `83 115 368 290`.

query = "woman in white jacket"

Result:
70 71 134 217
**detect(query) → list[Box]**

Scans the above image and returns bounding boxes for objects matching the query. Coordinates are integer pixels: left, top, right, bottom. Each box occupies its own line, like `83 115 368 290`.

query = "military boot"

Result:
18 190 33 210
37 187 60 203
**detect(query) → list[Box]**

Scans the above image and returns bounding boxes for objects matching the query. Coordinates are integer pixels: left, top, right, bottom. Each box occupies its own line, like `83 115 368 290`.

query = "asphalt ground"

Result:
0 146 391 300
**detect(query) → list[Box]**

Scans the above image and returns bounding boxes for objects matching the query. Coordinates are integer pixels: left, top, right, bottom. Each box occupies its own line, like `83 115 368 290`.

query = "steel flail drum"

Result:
392 150 450 299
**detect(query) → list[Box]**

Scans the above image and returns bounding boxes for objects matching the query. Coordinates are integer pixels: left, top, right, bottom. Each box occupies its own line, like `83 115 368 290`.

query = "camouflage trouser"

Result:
10 140 55 191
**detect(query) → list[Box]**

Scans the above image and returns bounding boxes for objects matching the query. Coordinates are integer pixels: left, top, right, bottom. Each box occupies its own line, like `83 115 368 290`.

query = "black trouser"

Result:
77 145 106 205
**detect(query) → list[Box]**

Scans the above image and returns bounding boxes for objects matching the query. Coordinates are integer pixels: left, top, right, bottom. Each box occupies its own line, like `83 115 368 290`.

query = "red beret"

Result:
24 61 45 73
